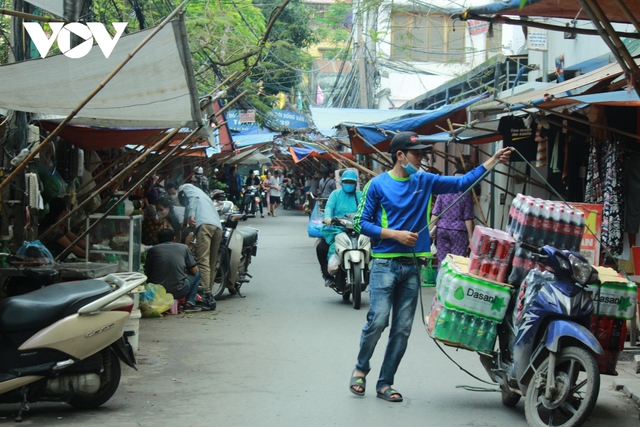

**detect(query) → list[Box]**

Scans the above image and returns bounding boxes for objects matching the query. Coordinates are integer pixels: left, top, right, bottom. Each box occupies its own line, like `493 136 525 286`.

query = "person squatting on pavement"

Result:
144 228 201 312
349 131 512 402
178 184 223 297
316 169 362 287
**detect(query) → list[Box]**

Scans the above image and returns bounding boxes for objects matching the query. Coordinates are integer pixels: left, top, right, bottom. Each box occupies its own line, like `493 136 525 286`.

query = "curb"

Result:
613 378 640 410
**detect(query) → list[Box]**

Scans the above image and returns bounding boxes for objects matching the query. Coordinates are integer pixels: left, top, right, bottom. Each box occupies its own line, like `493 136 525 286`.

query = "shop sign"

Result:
467 20 489 36
569 203 603 265
527 28 548 51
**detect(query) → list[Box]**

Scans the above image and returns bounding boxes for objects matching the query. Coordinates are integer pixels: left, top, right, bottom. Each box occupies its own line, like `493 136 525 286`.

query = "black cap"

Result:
388 131 432 153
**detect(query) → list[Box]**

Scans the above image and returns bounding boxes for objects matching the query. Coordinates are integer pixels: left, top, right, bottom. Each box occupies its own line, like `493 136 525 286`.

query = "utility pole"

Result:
356 1 368 109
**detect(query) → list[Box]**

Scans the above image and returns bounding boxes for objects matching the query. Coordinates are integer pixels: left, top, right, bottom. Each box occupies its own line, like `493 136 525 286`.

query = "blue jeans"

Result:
355 258 420 391
174 270 201 305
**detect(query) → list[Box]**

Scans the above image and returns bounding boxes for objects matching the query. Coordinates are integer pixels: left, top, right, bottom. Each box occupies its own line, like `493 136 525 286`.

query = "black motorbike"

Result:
240 185 260 217
282 181 298 210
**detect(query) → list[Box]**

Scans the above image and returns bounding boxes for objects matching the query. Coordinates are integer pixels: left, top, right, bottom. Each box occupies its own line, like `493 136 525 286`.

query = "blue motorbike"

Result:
479 244 603 427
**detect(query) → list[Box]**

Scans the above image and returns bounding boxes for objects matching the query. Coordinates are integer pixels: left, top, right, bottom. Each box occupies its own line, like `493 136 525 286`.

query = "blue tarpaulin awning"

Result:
341 94 486 154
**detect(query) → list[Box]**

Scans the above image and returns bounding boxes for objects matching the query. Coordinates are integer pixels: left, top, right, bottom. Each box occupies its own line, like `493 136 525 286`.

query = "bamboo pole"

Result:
314 141 377 177
446 119 488 226
38 128 180 240
0 0 188 194
55 125 203 261
352 127 393 166
76 144 144 195
0 8 61 22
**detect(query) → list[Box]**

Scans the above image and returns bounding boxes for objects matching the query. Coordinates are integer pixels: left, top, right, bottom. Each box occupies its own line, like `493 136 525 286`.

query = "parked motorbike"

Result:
0 271 146 421
477 244 602 427
240 185 261 217
327 215 371 309
211 201 259 299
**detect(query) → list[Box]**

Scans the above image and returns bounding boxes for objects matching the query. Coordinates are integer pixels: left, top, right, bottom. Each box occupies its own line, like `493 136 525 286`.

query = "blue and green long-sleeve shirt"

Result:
353 167 485 258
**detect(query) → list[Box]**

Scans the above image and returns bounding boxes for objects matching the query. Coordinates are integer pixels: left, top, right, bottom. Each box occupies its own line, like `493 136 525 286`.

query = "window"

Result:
391 12 465 62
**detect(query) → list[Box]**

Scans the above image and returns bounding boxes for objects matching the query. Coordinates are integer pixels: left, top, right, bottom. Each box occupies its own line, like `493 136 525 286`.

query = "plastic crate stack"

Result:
428 255 511 353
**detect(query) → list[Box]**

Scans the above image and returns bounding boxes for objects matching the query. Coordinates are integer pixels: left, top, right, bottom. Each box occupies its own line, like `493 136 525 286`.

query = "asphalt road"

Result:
1 207 639 426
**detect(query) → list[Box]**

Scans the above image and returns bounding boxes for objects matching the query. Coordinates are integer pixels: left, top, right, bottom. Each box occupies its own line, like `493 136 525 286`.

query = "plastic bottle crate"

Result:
436 254 512 322
427 295 497 353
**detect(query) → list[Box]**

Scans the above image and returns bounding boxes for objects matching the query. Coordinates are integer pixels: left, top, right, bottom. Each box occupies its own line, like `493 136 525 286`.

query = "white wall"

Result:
527 20 635 82
373 0 523 109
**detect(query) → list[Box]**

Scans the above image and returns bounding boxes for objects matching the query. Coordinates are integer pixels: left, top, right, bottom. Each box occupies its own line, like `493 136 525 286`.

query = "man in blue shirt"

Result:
178 184 223 296
316 169 362 287
349 131 511 402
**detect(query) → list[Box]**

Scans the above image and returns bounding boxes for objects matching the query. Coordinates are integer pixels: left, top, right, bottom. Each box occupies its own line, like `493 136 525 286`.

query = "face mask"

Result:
342 183 356 193
401 158 419 175
167 194 177 201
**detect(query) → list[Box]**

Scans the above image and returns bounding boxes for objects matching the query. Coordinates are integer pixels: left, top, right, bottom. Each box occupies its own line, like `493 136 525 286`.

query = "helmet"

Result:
341 170 357 182
260 175 267 180
194 166 204 175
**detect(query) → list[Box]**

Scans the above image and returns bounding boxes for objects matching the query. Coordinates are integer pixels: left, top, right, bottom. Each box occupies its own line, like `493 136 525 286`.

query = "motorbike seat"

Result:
237 227 259 248
0 280 112 333
23 268 59 286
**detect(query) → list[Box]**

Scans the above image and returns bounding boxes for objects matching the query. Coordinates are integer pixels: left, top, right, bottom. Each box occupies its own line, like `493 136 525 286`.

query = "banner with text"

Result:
570 203 603 265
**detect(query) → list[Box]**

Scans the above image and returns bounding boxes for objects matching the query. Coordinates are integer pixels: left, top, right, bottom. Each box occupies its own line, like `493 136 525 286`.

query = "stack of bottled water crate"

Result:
428 255 512 353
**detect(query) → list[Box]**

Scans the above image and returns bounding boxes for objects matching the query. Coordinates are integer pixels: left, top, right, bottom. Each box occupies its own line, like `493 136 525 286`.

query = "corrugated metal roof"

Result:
455 0 640 24
471 58 640 113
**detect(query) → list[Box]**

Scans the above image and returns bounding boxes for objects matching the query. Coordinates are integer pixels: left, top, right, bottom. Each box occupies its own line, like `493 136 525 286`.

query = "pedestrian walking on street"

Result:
319 170 336 199
262 172 271 214
226 165 243 205
349 132 512 402
268 170 283 216
178 184 223 296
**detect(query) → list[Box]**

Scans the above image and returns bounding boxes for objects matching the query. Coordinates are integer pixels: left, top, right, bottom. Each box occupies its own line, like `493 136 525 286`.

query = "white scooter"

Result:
211 196 259 299
328 215 371 309
0 271 147 421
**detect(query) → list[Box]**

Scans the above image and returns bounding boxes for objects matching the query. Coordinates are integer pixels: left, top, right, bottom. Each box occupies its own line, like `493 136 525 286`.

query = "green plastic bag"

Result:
421 258 437 287
140 283 174 318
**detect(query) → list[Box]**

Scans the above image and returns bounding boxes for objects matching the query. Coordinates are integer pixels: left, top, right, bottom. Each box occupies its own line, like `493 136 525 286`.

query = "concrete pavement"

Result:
1 206 639 426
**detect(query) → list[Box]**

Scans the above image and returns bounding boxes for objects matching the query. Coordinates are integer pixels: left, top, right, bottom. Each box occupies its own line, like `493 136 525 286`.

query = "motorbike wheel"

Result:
524 346 599 427
68 348 121 409
350 263 362 310
501 388 521 407
211 248 230 300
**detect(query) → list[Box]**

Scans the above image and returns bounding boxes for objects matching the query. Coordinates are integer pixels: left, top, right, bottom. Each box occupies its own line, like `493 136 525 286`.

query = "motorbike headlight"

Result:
569 253 591 284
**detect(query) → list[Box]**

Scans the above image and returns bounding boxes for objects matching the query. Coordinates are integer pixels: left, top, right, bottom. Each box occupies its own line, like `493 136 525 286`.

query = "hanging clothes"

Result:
585 138 603 204
535 123 548 168
601 140 625 256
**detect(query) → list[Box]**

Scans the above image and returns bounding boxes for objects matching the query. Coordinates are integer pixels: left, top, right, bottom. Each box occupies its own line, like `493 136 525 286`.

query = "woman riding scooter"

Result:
316 170 362 287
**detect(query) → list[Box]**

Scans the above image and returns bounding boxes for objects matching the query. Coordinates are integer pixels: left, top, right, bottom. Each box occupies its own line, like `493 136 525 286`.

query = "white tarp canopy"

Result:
0 16 202 129
26 0 83 21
